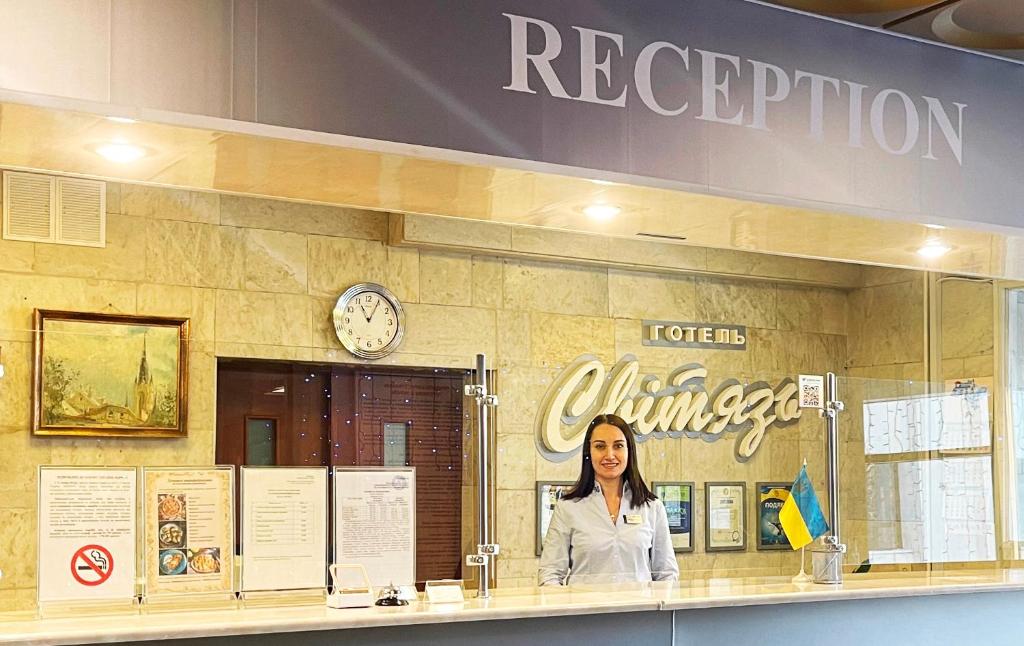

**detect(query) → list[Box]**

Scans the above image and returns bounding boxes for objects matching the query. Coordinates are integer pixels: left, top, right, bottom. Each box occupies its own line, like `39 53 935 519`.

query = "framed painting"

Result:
33 310 189 438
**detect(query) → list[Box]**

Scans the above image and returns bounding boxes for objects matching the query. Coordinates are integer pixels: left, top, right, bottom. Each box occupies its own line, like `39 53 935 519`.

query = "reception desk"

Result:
5 571 1024 646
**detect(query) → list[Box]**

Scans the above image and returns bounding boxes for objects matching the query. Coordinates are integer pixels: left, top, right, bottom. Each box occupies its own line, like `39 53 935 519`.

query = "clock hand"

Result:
367 299 381 321
358 302 371 322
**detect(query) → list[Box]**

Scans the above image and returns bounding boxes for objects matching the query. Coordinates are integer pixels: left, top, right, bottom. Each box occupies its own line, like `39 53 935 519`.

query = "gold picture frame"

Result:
33 309 190 438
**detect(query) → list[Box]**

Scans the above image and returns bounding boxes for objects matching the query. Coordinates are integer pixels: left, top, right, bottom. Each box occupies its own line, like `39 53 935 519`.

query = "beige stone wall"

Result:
0 181 913 608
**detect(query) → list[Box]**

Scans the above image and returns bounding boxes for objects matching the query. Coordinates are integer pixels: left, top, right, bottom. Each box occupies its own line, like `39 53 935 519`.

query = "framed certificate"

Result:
756 482 793 550
536 481 575 556
704 482 746 552
653 481 694 553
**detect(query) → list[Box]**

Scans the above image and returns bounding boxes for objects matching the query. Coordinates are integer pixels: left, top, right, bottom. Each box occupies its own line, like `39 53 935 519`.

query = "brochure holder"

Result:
36 466 140 618
140 466 238 613
327 564 374 609
238 466 329 608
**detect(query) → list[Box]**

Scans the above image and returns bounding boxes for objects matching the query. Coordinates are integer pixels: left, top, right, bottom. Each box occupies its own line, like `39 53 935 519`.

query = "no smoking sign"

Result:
71 545 114 586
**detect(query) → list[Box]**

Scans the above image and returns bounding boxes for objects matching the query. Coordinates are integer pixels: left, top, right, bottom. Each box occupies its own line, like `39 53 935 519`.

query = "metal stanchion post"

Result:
464 353 499 598
812 371 847 584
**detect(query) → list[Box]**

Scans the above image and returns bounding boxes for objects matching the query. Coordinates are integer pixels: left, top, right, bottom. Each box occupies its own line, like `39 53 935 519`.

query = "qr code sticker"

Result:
801 384 820 408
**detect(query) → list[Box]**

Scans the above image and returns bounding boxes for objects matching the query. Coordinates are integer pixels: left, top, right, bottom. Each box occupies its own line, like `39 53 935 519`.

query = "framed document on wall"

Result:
653 481 694 553
756 482 793 551
704 482 746 552
535 481 575 557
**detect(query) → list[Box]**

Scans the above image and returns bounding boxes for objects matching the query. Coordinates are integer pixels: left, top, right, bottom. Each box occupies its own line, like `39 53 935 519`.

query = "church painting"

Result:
32 310 189 437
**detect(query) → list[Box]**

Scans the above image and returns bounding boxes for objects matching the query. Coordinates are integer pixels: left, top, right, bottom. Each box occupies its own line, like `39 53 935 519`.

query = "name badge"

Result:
625 514 642 525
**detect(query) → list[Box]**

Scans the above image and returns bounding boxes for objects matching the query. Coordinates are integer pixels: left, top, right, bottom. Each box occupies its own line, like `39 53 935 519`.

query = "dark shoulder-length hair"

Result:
563 413 657 508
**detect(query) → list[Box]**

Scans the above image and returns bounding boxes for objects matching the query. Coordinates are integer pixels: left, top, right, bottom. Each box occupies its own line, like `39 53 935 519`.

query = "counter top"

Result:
4 570 1024 646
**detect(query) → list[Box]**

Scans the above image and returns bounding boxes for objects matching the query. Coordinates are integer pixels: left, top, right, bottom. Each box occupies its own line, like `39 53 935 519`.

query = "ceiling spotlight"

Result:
105 116 137 124
583 203 621 220
917 241 951 259
925 223 946 230
94 142 146 163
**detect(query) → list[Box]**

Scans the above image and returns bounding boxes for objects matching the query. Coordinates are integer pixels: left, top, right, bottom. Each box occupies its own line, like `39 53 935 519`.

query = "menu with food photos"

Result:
142 467 234 598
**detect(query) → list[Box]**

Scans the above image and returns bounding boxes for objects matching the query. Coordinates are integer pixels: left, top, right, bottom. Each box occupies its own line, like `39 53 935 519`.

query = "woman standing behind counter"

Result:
539 414 679 585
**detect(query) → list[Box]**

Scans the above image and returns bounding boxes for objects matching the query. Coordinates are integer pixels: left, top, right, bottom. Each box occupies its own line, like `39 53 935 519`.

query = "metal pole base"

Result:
811 542 847 584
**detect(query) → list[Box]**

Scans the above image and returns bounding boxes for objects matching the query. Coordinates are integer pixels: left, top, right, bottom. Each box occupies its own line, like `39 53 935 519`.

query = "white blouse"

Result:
538 483 679 586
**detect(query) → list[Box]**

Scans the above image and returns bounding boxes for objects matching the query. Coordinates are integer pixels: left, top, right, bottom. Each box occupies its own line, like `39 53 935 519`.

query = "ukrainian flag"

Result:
778 465 829 550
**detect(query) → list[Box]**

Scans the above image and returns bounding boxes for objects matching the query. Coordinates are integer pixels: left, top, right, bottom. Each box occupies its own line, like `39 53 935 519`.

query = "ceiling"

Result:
767 0 1024 61
1 97 1021 280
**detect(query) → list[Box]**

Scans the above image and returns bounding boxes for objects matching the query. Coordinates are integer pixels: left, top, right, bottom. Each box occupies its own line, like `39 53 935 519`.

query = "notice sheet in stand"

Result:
241 467 328 592
143 467 234 596
333 468 415 588
37 467 137 603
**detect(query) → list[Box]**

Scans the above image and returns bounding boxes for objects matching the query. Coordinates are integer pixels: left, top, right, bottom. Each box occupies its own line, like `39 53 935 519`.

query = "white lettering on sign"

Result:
502 13 967 165
536 354 801 463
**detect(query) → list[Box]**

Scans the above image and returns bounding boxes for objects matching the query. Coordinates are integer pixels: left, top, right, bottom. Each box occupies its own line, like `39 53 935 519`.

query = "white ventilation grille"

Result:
57 178 104 245
3 171 105 247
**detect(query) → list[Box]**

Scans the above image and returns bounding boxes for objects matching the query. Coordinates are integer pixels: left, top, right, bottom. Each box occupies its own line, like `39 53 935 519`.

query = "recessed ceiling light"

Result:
105 116 137 124
583 203 621 220
94 142 146 163
590 179 615 186
925 223 946 230
917 241 951 259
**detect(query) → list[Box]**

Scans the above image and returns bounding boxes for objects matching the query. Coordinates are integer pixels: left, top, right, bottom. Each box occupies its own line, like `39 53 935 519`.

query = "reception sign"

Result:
253 0 1023 231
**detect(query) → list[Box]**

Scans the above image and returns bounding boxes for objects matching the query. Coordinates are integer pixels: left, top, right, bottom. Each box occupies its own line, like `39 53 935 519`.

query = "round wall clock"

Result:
332 283 405 359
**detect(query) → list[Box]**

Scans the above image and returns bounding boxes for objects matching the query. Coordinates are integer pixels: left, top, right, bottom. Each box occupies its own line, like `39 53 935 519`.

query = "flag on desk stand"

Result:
778 465 829 550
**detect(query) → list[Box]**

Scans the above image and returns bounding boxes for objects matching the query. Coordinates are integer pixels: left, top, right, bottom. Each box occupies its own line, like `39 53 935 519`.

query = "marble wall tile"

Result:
471 256 503 309
608 270 696 320
121 184 219 224
307 236 387 298
0 273 137 342
496 557 539 580
529 312 615 367
0 238 34 273
963 354 994 378
496 310 530 367
636 437 683 484
0 342 32 430
0 427 51 495
419 252 472 306
504 260 608 317
32 215 146 282
399 303 495 358
221 195 386 240
847 279 925 368
136 284 216 342
496 433 536 491
777 285 848 336
243 229 308 294
387 247 420 303
706 249 862 288
860 265 921 287
695 278 777 329
510 227 610 261
145 220 244 289
940 279 994 360
214 341 313 362
401 213 511 251
606 238 707 272
497 365 557 434
214 290 312 346
534 453 581 482
187 349 216 443
495 489 536 559
0 507 36 589
105 182 122 214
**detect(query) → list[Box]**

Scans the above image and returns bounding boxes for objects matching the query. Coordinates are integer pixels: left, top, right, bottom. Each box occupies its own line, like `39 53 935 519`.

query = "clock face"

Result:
332 283 404 359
